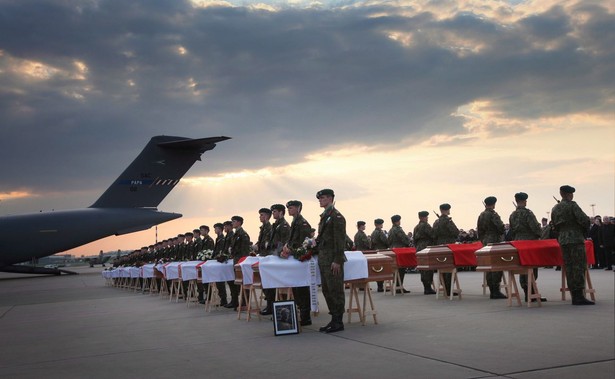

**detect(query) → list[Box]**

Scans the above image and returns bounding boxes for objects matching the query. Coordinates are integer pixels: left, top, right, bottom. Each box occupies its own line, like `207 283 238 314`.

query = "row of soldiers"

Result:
351 186 595 305
116 185 594 309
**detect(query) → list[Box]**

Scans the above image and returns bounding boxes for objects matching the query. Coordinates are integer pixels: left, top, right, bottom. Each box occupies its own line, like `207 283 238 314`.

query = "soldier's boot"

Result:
325 314 344 334
571 290 595 306
522 285 529 302
489 286 507 299
423 283 436 295
299 309 312 326
319 317 334 332
377 281 384 292
260 300 273 316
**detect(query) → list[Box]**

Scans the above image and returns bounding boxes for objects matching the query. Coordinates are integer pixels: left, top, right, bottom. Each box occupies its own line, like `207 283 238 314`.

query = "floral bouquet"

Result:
290 237 318 262
196 249 214 261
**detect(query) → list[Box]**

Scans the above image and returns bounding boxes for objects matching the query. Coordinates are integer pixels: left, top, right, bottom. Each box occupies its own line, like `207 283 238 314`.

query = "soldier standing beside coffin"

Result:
388 215 411 293
221 221 236 308
413 211 437 295
316 189 347 333
477 196 507 299
432 203 459 296
509 192 546 302
281 200 313 326
228 216 251 311
212 223 228 307
252 207 274 315
551 185 594 305
354 221 370 251
370 218 389 292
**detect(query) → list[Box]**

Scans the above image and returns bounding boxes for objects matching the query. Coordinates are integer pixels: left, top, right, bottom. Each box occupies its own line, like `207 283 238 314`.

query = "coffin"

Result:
475 243 522 271
416 245 455 270
365 253 394 282
378 250 399 270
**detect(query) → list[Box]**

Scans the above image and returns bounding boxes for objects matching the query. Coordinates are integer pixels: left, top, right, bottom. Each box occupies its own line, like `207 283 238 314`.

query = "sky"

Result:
0 0 613 257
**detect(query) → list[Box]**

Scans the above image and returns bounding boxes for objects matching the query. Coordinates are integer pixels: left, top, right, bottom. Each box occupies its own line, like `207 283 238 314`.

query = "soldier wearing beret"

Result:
281 200 313 326
477 196 507 299
316 189 347 333
551 185 593 305
370 218 389 292
260 204 291 315
354 221 370 251
433 203 459 296
212 223 229 307
509 192 546 302
413 211 437 295
388 214 411 293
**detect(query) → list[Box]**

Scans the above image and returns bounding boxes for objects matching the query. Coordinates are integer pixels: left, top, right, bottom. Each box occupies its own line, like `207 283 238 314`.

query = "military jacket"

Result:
413 221 435 251
370 228 389 250
223 231 234 256
257 221 272 252
477 208 505 244
433 215 460 245
288 214 311 249
509 207 542 240
269 217 290 255
231 227 251 263
388 225 410 248
354 230 370 251
317 205 347 265
213 234 225 257
551 199 590 245
202 235 215 251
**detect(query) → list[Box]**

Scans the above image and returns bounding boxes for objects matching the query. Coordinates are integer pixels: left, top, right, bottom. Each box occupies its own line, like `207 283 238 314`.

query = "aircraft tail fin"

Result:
90 135 230 208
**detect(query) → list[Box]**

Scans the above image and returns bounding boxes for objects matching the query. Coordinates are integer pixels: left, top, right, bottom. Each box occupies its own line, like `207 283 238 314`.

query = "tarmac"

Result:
0 266 613 379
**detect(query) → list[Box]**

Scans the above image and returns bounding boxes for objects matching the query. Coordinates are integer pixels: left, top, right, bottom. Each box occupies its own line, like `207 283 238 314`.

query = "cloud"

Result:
0 0 612 200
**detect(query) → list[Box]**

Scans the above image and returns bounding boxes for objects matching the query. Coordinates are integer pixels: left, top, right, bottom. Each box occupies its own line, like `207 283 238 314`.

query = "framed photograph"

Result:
273 300 299 336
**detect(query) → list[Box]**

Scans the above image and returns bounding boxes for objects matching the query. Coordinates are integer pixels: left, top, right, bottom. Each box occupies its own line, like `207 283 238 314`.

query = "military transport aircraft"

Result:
0 135 230 274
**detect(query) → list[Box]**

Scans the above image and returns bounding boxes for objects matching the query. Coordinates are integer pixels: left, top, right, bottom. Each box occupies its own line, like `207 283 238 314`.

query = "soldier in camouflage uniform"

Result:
432 203 459 296
221 221 236 308
509 192 546 302
477 196 507 299
354 221 370 251
281 200 313 325
212 223 228 306
200 225 215 251
370 218 389 292
253 207 275 315
228 216 251 310
388 214 411 293
413 211 437 295
551 185 593 305
315 189 347 333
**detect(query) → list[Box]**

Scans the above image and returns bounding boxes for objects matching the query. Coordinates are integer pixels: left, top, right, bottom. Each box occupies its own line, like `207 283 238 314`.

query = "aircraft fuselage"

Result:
0 208 180 266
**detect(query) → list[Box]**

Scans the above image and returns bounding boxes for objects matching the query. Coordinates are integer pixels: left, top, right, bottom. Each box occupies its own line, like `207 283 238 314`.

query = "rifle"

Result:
553 196 560 204
512 201 517 209
433 210 441 218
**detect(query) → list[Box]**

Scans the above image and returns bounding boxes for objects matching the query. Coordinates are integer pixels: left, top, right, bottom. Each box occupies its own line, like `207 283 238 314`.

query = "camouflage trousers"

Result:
561 243 587 292
420 270 434 285
319 263 345 317
486 271 503 287
519 268 538 289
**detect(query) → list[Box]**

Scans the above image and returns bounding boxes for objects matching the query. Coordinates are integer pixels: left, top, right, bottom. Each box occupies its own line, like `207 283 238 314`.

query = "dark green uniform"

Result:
370 226 389 291
551 199 591 297
229 227 251 305
288 214 312 321
256 221 272 254
317 205 347 318
509 206 542 293
477 208 505 291
413 220 435 288
433 214 460 294
354 230 370 251
388 224 411 288
213 233 228 305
